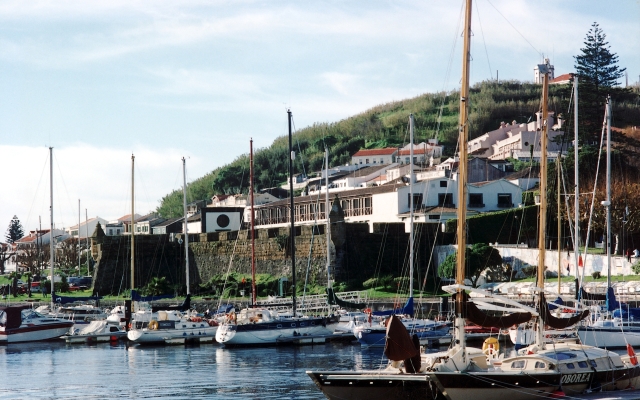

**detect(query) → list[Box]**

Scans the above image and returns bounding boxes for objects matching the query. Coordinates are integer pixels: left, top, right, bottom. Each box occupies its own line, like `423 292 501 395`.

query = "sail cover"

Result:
372 296 413 317
326 288 366 309
384 315 419 362
52 293 101 304
540 292 589 329
455 291 532 329
131 290 175 302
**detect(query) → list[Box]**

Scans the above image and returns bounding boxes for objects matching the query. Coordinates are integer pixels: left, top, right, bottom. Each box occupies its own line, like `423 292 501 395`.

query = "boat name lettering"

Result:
561 373 591 384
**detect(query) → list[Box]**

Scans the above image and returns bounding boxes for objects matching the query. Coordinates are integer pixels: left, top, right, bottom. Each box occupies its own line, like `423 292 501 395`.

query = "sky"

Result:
1 0 638 235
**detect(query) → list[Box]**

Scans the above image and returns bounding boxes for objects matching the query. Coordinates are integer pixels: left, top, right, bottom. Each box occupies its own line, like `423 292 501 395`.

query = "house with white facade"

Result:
397 140 443 166
329 164 395 191
351 148 398 166
67 217 109 239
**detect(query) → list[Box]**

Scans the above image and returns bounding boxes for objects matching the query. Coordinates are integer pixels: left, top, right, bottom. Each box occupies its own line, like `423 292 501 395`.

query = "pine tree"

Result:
574 22 626 92
573 22 629 137
5 215 24 244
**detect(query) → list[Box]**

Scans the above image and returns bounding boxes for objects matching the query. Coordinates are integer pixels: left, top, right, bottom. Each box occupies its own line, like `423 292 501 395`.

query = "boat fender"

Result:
628 344 638 365
148 320 159 330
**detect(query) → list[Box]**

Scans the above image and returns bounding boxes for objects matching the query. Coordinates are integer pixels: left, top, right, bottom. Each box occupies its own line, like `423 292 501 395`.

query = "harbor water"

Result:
3 340 640 400
0 341 390 400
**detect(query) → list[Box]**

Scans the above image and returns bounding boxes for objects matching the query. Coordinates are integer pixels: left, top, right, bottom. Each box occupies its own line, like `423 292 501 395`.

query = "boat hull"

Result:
127 321 217 344
216 317 335 346
354 324 450 348
578 326 640 348
0 322 74 343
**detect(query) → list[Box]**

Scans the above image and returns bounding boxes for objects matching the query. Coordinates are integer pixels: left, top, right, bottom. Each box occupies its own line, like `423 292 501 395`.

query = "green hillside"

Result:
157 80 640 218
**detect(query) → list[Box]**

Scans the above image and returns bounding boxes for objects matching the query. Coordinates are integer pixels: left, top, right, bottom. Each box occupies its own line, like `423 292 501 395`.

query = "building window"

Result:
405 157 410 164
428 215 439 220
407 193 423 209
469 193 483 207
108 229 113 235
380 158 383 163
439 181 447 188
438 193 453 206
497 193 512 208
366 158 369 164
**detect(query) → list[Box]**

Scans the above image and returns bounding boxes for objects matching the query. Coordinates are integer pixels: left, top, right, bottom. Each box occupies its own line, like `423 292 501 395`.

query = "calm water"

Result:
0 341 391 400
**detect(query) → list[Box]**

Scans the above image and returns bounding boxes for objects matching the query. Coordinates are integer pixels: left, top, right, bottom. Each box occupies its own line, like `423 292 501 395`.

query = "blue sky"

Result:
1 0 638 233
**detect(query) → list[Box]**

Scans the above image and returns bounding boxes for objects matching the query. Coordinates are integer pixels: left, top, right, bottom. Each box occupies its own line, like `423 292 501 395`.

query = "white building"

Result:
534 58 555 84
397 140 443 166
467 112 564 161
351 148 398 166
67 217 109 239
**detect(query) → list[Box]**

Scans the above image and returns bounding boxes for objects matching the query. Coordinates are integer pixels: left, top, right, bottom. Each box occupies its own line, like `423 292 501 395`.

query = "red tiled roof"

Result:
398 148 430 156
353 148 397 157
551 73 574 83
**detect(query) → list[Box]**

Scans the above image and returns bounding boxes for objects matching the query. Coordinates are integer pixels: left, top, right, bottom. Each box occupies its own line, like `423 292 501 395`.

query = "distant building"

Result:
534 58 555 83
351 148 398 166
551 73 574 85
397 140 443 166
67 217 109 239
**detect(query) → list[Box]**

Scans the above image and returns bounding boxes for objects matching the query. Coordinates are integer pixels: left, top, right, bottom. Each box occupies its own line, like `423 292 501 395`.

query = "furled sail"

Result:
131 290 175 302
326 287 366 309
455 291 532 329
52 293 102 304
384 314 419 362
150 294 191 313
540 292 589 329
372 296 413 317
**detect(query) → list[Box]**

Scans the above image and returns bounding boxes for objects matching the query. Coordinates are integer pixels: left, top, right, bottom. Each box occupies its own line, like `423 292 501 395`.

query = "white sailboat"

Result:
0 148 74 343
307 2 640 398
127 156 217 344
215 111 338 346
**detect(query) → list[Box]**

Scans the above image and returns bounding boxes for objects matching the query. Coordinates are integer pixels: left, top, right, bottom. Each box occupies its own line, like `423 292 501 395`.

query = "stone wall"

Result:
91 221 444 296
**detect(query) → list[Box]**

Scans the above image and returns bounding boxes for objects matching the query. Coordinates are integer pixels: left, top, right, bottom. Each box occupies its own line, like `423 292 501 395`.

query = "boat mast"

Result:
605 96 612 289
182 157 190 296
250 139 257 306
574 77 580 284
325 147 331 289
78 199 81 274
85 209 89 276
536 69 550 348
557 155 561 295
49 147 54 308
409 114 415 301
288 109 297 317
131 154 135 293
455 0 472 352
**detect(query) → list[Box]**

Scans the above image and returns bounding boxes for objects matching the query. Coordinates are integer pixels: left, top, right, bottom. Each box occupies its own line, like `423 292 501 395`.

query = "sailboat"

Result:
352 114 451 348
127 156 217 344
576 98 640 348
0 148 74 343
215 111 338 346
307 1 640 398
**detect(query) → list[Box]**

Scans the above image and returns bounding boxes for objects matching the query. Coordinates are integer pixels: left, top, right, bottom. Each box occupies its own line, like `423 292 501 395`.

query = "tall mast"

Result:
288 109 297 317
409 114 415 299
182 157 190 296
606 96 612 288
536 70 550 348
49 147 54 308
325 148 331 289
557 155 561 295
78 199 81 274
85 208 89 276
574 77 580 283
131 154 135 292
250 139 257 306
455 0 472 351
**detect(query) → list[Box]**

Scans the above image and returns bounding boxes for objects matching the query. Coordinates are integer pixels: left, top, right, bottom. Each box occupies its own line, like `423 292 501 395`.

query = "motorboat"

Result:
62 320 127 343
0 305 74 343
126 309 218 345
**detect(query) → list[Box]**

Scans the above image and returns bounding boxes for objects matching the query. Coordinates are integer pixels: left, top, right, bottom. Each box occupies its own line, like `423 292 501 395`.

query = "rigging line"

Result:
579 110 608 284
291 115 308 179
485 0 543 59
475 0 493 80
433 1 465 138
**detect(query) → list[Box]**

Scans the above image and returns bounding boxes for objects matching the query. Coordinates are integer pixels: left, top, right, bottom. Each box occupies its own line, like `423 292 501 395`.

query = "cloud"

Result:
0 144 208 233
